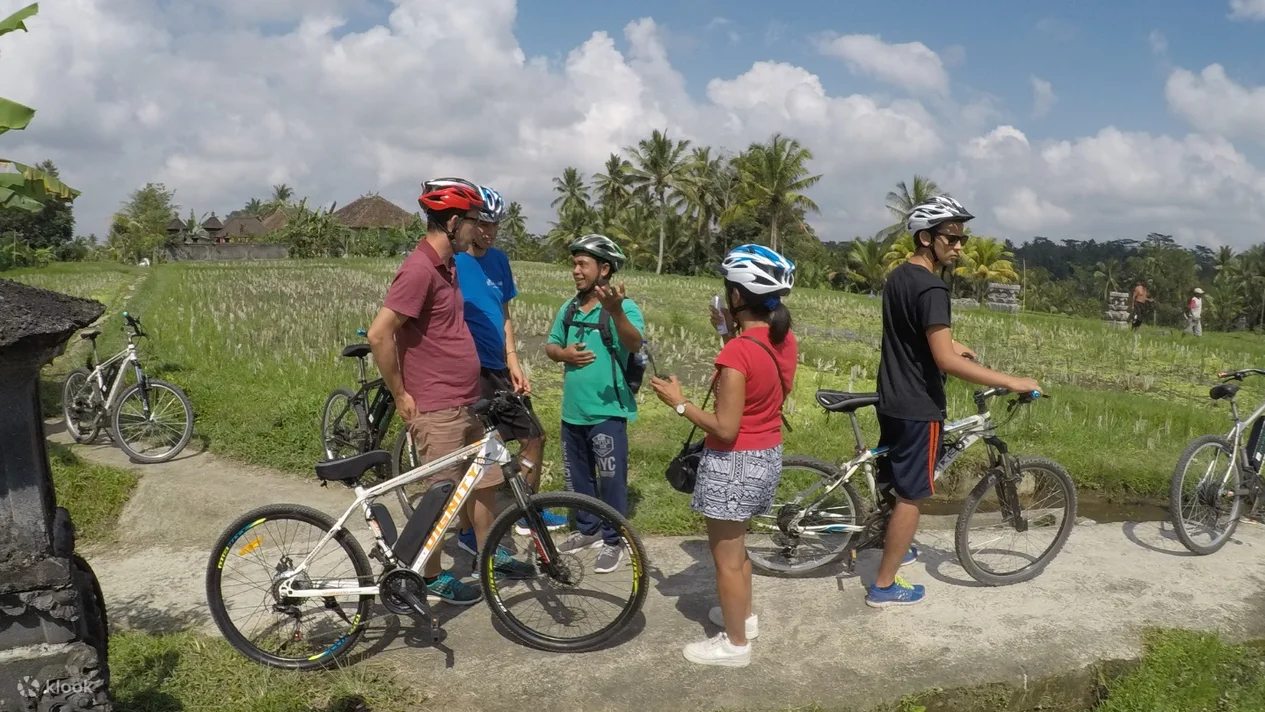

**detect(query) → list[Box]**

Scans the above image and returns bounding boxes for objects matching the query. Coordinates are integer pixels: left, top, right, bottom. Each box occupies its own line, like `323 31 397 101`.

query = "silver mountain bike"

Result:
62 311 194 463
748 387 1077 586
1169 368 1265 555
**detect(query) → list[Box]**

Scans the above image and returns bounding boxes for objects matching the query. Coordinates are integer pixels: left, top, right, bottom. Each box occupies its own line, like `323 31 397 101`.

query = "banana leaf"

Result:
0 3 37 38
0 159 78 212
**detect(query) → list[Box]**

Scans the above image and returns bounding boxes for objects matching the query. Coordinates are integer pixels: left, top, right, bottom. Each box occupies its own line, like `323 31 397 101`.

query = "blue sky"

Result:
6 0 1265 247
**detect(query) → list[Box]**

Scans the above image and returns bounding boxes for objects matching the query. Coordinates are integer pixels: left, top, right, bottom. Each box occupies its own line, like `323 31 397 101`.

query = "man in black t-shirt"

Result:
868 195 1041 609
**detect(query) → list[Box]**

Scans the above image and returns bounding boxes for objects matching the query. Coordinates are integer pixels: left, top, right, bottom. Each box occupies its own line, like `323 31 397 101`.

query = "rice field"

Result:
19 258 1265 534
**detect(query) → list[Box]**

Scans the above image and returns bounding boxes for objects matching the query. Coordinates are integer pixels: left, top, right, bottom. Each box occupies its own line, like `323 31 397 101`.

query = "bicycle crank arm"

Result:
394 587 442 641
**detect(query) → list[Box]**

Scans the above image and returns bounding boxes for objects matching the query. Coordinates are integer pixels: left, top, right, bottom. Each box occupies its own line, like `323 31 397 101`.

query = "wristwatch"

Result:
675 401 688 416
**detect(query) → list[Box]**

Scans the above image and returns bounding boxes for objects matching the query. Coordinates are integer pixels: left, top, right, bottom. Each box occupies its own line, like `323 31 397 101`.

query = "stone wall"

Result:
985 283 1021 313
165 243 288 261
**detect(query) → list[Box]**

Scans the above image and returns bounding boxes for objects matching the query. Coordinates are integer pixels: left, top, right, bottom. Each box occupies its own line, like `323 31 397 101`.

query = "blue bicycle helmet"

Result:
719 244 795 295
477 185 507 223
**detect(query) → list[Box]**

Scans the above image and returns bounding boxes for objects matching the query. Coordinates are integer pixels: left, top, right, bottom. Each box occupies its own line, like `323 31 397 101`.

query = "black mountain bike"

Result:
320 329 402 487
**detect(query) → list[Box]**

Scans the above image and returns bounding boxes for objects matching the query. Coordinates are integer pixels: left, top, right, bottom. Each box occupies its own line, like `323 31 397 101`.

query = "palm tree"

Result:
733 133 821 254
1214 245 1237 276
846 237 888 293
502 201 527 241
1093 258 1123 301
270 183 294 207
243 198 265 216
956 237 1020 300
550 167 591 217
592 154 633 221
606 203 657 271
546 203 598 253
678 147 726 268
625 129 693 274
882 175 941 240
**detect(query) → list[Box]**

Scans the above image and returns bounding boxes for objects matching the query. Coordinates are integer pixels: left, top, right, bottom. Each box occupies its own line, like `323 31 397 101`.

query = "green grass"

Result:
109 630 425 712
48 441 139 544
21 259 1265 534
1096 629 1265 712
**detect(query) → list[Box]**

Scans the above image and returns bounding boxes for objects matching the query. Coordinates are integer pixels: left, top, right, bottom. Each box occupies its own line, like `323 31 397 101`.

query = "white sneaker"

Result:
708 606 758 640
683 632 751 667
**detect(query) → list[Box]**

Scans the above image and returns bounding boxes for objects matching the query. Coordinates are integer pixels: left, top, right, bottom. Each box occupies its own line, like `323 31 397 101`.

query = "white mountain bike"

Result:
62 311 194 463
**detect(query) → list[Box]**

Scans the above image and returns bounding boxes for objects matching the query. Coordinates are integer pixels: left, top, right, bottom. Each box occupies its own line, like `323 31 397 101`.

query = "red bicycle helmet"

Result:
418 184 483 213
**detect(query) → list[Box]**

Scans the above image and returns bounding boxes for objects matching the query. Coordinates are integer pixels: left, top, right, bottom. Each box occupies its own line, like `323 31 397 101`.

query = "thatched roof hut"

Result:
332 195 417 230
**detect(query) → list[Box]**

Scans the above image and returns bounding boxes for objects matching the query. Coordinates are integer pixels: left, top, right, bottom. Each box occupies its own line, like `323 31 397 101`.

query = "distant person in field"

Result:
1130 281 1152 331
367 178 532 607
450 182 561 557
871 194 1041 608
1185 287 1204 337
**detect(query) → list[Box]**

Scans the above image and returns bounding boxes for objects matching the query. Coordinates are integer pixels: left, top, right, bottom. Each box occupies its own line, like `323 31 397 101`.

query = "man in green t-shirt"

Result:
545 234 644 573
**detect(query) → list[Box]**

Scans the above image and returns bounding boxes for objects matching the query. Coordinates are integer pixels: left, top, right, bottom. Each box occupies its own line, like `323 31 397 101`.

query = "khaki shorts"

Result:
403 405 502 502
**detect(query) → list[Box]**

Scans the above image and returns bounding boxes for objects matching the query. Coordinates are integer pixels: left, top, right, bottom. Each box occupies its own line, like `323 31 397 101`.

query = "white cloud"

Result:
1148 30 1168 56
1030 76 1056 118
815 33 949 95
704 16 740 45
1166 64 1265 145
2 0 1265 249
1229 0 1265 21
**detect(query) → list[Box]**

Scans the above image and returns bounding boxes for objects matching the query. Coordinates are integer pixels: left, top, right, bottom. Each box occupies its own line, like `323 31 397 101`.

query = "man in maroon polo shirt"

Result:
367 179 533 606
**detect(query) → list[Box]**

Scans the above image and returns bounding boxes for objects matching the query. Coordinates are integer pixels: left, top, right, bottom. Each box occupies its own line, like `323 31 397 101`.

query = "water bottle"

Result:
713 295 728 336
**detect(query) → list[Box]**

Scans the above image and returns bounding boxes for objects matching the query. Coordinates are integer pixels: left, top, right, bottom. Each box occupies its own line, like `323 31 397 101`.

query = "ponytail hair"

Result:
727 281 793 345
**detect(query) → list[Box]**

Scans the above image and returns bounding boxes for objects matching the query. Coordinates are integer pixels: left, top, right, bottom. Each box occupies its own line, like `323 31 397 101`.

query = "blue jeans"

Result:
561 419 628 545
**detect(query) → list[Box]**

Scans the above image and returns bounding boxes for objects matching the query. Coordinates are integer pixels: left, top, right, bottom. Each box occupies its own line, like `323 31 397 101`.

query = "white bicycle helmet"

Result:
477 185 507 223
906 194 975 234
719 244 795 295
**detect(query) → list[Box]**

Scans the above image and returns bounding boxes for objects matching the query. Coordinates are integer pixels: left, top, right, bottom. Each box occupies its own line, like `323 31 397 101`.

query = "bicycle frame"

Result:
790 408 1003 535
88 342 145 413
260 430 513 600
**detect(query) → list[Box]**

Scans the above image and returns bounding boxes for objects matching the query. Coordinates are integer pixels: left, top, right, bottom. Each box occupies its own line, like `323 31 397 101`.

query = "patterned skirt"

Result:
690 445 784 522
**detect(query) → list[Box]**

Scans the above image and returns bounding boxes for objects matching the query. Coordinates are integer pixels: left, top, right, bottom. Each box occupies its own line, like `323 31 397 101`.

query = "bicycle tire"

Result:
110 378 194 463
748 455 866 577
62 368 101 444
955 456 1077 586
390 427 419 517
321 387 367 461
1169 435 1243 555
480 491 648 652
205 503 375 671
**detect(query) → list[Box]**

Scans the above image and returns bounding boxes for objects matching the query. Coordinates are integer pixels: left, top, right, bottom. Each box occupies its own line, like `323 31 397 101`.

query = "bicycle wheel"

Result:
206 504 375 670
321 388 367 461
62 368 101 444
955 456 1077 586
110 379 194 463
747 455 866 577
480 491 648 652
1170 435 1244 555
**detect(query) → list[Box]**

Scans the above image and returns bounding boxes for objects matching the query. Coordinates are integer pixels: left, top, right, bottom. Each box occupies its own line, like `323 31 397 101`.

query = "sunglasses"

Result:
933 230 969 246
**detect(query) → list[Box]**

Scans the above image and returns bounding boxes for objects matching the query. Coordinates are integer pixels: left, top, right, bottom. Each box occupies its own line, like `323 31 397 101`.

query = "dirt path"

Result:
53 428 1265 712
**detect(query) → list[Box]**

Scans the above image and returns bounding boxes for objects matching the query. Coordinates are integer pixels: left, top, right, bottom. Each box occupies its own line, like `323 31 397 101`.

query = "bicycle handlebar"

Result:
471 390 546 440
1218 368 1265 381
121 311 147 339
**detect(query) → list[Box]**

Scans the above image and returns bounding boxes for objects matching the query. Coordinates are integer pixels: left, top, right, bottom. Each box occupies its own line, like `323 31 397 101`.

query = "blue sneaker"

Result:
456 528 478 556
515 509 568 536
865 576 926 608
901 545 919 568
471 546 536 580
425 571 481 606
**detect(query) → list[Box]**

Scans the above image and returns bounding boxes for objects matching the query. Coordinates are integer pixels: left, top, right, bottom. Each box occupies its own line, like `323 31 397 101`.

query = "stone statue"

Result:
0 279 112 711
1105 291 1131 329
984 282 1021 313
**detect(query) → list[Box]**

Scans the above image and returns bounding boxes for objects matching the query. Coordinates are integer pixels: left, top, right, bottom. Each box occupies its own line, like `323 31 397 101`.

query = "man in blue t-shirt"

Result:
452 185 563 555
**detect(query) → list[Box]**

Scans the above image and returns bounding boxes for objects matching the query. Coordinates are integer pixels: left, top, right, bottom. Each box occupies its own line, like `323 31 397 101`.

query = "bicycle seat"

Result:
340 343 372 359
315 450 391 482
815 390 880 413
79 329 100 340
1211 384 1240 401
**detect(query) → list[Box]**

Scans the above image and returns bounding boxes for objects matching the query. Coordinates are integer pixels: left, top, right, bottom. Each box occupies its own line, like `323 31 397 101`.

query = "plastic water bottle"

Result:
713 295 728 336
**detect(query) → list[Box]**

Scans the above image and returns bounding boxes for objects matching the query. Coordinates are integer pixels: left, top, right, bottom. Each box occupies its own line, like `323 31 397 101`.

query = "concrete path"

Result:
51 427 1265 712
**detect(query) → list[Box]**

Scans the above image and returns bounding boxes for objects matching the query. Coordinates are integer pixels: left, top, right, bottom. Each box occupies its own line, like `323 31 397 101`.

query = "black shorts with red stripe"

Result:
875 414 944 502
